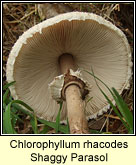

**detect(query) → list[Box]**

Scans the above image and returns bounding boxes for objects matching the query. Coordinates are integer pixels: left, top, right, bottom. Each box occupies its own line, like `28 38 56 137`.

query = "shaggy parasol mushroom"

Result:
6 12 132 134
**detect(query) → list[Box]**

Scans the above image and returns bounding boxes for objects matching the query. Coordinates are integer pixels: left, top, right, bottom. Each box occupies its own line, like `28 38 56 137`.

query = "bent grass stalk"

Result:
3 69 133 134
3 82 69 134
85 68 133 134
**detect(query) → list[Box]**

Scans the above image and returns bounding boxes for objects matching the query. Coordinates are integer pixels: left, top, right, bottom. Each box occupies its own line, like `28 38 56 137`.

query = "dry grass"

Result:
3 2 134 134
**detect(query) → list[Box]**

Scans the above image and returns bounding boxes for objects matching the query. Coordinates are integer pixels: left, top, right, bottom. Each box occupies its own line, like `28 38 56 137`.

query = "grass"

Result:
3 82 70 134
85 69 133 134
3 70 133 134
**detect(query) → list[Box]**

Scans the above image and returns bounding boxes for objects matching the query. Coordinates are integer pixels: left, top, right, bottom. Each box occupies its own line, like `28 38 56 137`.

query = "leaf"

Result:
112 88 133 131
3 102 6 111
39 125 51 134
11 111 24 124
30 114 38 134
12 103 69 134
85 69 130 131
11 100 34 112
59 124 69 134
66 118 70 134
3 100 34 134
3 81 15 90
3 81 70 134
3 88 10 103
38 119 69 134
55 102 63 133
38 119 57 130
12 103 33 118
90 130 102 134
128 129 133 134
3 103 14 134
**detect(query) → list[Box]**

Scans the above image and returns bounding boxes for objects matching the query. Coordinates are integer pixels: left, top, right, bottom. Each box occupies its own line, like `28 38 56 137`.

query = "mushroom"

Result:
6 12 132 134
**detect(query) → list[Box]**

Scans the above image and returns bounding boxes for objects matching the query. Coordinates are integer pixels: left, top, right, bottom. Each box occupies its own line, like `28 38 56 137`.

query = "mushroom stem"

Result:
65 85 89 133
59 53 76 73
59 53 89 134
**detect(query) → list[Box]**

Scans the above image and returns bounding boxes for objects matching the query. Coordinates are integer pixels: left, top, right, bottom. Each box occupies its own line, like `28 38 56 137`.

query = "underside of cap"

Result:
6 12 132 122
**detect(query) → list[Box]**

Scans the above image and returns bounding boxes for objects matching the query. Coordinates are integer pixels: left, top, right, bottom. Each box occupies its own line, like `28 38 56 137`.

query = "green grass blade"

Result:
3 125 6 134
12 103 33 118
9 96 13 101
3 88 10 103
59 124 69 134
11 100 37 133
12 103 69 134
30 114 38 134
55 102 63 133
10 100 34 112
3 81 15 90
85 70 115 97
87 69 130 131
38 119 69 134
3 102 6 111
66 118 70 134
11 111 24 124
86 97 93 103
33 115 38 134
98 85 129 130
128 129 133 134
39 125 51 134
3 100 34 134
112 87 133 131
90 130 102 134
38 119 57 130
3 103 14 134
85 69 125 106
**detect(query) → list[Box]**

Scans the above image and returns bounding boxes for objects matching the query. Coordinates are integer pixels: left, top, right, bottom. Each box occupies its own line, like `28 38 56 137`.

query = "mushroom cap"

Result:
6 12 132 122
